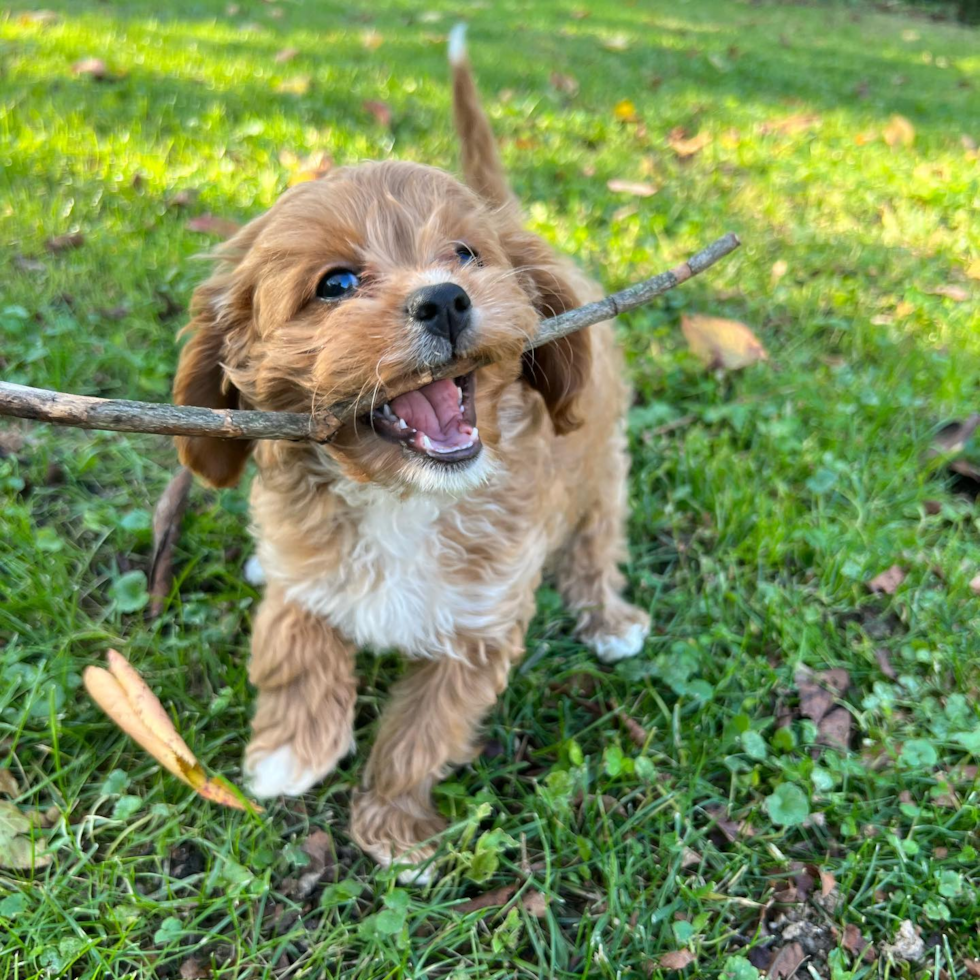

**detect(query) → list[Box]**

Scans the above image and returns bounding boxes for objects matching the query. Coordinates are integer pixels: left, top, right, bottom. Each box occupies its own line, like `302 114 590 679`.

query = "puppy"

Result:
172 27 650 878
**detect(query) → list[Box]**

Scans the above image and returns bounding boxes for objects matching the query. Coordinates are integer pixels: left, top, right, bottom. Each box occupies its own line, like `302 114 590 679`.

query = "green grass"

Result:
1 0 979 976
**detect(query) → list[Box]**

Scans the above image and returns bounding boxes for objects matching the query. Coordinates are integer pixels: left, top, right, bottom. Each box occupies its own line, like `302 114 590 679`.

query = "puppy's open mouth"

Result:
367 372 481 463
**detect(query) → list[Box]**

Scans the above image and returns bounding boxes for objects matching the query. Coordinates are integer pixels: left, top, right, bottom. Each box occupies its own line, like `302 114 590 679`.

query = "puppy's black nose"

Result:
406 282 472 347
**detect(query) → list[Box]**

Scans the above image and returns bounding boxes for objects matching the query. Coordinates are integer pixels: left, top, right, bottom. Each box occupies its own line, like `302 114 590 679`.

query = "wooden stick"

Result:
0 232 739 443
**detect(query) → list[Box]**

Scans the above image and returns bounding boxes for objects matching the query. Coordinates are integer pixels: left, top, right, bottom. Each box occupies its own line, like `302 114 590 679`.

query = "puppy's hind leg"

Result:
244 587 357 798
557 437 650 665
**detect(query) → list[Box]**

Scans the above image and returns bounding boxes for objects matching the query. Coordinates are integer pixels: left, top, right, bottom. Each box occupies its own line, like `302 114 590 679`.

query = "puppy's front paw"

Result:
581 602 650 664
244 730 355 799
349 789 444 884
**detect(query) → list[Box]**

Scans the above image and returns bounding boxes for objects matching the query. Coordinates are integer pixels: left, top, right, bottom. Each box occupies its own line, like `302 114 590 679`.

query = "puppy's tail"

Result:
448 25 514 211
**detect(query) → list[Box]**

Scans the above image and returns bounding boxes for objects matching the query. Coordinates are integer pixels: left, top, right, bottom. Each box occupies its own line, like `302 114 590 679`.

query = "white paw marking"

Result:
397 863 436 886
589 621 649 664
244 555 266 587
245 745 320 798
447 23 467 65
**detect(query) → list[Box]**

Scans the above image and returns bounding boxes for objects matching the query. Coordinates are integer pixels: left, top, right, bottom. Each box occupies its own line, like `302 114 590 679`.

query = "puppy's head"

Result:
173 161 589 493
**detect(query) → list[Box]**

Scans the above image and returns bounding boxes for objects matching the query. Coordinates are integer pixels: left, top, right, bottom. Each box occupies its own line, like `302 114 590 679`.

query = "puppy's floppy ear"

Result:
502 227 592 435
172 222 265 487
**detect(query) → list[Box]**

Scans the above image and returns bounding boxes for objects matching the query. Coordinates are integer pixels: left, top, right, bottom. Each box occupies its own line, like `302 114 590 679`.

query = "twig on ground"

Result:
0 233 740 443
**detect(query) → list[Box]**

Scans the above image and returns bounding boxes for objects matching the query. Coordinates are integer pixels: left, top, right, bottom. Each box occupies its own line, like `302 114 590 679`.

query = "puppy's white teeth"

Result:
471 427 479 441
397 418 408 430
381 404 395 421
421 434 433 451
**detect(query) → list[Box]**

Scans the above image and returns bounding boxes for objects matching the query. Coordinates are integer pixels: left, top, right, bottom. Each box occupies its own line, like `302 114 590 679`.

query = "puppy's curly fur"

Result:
172 31 650 877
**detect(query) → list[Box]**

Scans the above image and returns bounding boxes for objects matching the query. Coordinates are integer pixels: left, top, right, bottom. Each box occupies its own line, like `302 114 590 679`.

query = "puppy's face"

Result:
173 161 589 493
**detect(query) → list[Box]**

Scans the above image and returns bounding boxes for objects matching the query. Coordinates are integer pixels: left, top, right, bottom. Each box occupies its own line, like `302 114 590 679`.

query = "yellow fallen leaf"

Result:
275 74 311 96
606 178 657 197
83 650 261 813
0 801 55 870
965 259 980 281
884 114 915 148
895 300 915 318
613 99 639 123
601 33 631 52
771 259 788 284
681 314 768 371
361 29 383 50
667 128 711 159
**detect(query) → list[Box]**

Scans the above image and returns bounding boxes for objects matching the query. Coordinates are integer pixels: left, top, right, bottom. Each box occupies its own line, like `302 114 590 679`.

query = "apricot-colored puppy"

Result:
173 27 649 879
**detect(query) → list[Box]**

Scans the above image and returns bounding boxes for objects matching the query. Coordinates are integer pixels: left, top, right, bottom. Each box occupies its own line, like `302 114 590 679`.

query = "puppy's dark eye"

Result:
455 245 478 265
316 269 359 301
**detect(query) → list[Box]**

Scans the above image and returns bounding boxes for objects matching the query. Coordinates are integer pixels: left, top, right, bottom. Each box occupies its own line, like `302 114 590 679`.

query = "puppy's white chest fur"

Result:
262 481 539 658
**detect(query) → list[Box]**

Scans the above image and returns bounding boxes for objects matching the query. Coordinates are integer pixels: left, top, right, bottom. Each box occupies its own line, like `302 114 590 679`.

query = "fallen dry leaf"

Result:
362 99 392 127
179 957 211 980
521 890 548 917
275 74 311 96
45 232 84 253
681 314 768 371
704 804 754 843
274 47 298 63
14 255 46 274
185 214 241 237
601 33 631 52
768 942 805 979
149 468 193 617
570 7 590 18
874 647 897 679
795 669 851 750
0 771 19 796
760 114 821 136
0 800 54 870
964 259 980 281
614 705 647 747
613 98 639 123
867 564 906 594
360 29 384 50
819 869 836 897
668 128 711 159
881 919 924 963
606 179 657 198
842 922 869 957
883 114 915 148
970 574 980 595
930 284 969 302
680 847 701 869
550 72 578 96
19 9 59 24
964 959 980 977
771 259 789 284
83 649 261 812
72 57 111 81
658 949 696 971
280 149 333 185
455 883 518 914
168 189 199 208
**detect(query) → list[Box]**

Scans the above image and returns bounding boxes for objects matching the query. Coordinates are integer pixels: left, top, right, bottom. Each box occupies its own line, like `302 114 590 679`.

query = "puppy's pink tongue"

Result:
390 378 472 450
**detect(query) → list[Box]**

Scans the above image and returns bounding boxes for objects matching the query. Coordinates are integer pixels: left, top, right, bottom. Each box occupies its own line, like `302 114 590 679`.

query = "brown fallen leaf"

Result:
681 314 768 371
964 959 980 977
360 29 384 50
274 47 298 63
0 800 55 869
704 804 754 842
930 284 969 302
970 574 980 595
72 57 112 81
521 890 548 917
680 847 701 869
83 649 261 812
819 869 836 897
668 127 711 159
883 114 915 148
19 9 59 24
874 647 897 679
759 114 821 136
771 259 789 284
149 468 193 617
179 957 211 980
186 214 241 237
275 74 311 96
45 232 84 253
614 704 647 747
768 941 805 979
0 771 18 796
931 415 980 456
658 949 696 971
867 564 905 594
606 179 657 198
168 188 199 208
842 922 868 956
455 883 518 914
550 72 578 96
279 149 333 185
362 100 392 127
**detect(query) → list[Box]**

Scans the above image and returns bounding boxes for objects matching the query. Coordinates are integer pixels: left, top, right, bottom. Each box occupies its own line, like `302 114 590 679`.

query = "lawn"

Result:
1 0 979 976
